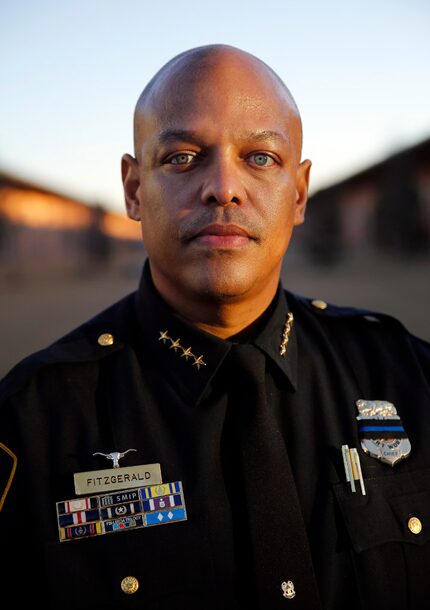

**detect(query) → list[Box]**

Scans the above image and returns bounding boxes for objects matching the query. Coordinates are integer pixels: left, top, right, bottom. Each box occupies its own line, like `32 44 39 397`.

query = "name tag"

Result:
74 463 162 495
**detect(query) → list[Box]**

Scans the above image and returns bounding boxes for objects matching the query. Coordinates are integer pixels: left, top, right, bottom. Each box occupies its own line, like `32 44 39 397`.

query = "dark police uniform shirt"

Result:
1 262 430 610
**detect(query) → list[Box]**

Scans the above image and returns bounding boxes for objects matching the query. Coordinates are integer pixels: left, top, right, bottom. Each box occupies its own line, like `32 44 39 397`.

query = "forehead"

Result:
135 53 300 147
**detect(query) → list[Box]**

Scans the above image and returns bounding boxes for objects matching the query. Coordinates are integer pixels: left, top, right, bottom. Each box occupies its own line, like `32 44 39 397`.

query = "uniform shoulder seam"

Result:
284 289 409 329
0 291 137 403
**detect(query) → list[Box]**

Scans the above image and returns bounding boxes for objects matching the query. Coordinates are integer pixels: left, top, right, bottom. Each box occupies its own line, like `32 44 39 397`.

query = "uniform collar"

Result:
134 262 297 406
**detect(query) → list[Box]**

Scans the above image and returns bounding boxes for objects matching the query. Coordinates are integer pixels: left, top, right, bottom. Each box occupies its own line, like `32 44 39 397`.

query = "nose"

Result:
200 153 245 206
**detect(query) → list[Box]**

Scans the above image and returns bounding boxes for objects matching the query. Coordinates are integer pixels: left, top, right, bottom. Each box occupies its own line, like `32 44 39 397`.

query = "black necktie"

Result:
224 343 322 609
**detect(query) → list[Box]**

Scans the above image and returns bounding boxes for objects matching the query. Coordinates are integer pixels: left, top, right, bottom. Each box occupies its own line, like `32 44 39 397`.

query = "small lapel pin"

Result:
279 313 294 357
93 448 137 468
93 449 137 468
158 330 207 370
281 580 296 599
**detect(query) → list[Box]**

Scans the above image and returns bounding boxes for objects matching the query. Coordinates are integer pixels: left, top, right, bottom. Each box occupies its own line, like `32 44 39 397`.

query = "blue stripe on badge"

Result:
359 426 405 432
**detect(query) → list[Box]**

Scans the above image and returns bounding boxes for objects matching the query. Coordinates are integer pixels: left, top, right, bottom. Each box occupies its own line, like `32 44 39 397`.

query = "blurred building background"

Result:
1 135 430 378
296 135 430 265
0 170 143 277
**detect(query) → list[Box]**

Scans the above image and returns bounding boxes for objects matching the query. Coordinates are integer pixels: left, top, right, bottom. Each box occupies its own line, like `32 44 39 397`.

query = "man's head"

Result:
122 44 311 316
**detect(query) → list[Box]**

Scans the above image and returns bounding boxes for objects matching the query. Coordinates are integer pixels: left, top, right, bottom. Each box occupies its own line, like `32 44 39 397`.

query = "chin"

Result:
187 264 259 302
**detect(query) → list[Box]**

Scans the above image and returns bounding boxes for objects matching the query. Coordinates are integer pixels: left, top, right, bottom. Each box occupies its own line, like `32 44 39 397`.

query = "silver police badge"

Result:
355 399 411 466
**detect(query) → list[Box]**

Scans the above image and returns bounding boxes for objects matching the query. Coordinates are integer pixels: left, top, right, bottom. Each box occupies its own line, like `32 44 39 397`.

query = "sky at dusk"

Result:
1 0 429 213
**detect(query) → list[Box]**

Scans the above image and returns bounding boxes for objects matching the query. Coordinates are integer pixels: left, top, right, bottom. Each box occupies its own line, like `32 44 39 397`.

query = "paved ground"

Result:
1 254 429 379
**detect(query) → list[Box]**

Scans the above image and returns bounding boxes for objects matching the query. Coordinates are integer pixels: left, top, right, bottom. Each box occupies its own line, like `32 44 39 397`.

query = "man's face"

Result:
122 52 311 309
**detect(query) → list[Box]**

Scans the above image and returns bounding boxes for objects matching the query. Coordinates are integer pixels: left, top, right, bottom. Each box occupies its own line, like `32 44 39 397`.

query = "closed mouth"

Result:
193 224 252 239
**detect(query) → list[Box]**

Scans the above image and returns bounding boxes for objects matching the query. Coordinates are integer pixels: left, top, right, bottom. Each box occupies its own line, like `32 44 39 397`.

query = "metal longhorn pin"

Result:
92 448 137 468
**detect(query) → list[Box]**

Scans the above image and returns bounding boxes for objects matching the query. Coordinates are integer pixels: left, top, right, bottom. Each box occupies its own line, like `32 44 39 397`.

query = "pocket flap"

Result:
333 468 430 553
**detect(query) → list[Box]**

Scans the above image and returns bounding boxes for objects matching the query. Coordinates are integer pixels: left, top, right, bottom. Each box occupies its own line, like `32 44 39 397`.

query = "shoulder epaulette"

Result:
0 292 136 403
286 290 409 330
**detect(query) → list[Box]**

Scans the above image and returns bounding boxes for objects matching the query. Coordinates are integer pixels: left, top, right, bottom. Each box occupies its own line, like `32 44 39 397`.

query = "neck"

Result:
152 274 279 340
184 295 275 340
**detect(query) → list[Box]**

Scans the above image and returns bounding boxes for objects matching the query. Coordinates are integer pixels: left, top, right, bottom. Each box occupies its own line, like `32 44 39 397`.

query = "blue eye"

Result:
249 153 275 167
169 153 195 165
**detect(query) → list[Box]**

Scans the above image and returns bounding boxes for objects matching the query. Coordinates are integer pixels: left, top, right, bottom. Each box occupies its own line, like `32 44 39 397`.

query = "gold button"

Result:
408 517 422 535
121 576 139 594
98 333 114 346
311 299 328 310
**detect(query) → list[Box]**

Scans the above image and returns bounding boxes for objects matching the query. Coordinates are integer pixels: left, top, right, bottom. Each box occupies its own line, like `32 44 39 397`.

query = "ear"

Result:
121 154 141 221
293 159 312 226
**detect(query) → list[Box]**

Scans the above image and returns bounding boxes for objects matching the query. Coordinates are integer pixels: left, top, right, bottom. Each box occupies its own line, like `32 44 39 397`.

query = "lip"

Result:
195 223 251 238
192 223 253 248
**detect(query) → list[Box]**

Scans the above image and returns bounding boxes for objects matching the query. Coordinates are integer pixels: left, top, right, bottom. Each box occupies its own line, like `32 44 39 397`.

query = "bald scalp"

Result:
133 44 303 157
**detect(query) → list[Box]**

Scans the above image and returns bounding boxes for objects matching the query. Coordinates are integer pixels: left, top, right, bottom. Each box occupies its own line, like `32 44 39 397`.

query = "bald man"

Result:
123 44 309 333
1 45 430 610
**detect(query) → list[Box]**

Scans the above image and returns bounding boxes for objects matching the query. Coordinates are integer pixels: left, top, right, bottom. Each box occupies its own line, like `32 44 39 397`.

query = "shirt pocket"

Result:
45 517 216 610
333 467 430 610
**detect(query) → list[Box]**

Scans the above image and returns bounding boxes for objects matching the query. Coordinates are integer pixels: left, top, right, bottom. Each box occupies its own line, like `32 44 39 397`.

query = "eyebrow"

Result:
157 129 202 145
156 128 289 146
240 130 289 146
